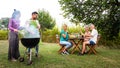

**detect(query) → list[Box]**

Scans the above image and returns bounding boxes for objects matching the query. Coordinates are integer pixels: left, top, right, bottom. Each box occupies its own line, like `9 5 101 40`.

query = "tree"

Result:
59 0 120 39
37 9 56 31
0 17 9 30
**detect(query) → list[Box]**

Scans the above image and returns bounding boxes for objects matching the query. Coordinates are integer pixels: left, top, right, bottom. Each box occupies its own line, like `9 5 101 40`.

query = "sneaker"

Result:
66 50 68 52
78 53 84 56
61 52 65 55
64 51 69 55
11 58 17 62
84 51 88 54
35 54 38 57
27 53 30 57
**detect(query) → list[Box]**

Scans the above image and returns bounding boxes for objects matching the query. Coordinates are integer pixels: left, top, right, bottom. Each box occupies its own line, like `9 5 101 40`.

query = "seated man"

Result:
60 24 72 55
79 24 98 55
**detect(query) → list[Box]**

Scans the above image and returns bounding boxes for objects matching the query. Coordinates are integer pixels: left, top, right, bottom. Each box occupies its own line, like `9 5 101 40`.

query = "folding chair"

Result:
88 35 100 55
56 34 65 53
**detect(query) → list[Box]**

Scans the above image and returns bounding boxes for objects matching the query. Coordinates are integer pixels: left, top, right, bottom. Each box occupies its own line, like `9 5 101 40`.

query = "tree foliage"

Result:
37 9 56 30
0 18 9 29
59 0 120 39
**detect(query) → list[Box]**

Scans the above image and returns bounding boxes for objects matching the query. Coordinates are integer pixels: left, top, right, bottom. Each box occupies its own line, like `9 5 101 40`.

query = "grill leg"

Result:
27 48 33 65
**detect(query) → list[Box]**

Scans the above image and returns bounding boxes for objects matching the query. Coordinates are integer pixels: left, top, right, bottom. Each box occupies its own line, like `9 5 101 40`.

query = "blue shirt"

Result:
60 30 69 41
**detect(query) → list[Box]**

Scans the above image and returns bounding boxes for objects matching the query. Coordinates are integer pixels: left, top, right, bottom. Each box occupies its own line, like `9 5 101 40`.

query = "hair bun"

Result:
14 9 16 11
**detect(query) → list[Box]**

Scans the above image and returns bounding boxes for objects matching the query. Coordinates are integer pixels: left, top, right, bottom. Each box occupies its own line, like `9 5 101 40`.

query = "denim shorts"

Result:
89 40 95 45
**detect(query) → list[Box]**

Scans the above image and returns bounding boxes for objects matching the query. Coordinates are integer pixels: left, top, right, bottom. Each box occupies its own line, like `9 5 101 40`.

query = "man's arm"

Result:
36 20 40 29
86 29 97 37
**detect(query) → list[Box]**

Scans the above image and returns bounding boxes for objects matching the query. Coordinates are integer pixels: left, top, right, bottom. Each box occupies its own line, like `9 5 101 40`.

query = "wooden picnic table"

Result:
69 35 84 54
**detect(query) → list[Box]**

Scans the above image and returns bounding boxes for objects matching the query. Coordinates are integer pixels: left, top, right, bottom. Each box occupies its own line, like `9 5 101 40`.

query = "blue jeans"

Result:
60 41 72 49
89 40 95 45
28 44 39 54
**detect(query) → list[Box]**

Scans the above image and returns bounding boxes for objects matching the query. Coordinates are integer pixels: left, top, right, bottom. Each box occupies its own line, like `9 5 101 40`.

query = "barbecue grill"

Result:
19 38 40 65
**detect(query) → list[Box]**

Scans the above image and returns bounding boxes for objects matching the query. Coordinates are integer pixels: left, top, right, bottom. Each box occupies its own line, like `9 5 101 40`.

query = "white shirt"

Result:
90 29 98 43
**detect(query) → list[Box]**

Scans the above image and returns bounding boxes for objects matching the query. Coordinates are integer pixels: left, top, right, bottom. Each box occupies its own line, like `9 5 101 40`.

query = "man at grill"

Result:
24 11 40 57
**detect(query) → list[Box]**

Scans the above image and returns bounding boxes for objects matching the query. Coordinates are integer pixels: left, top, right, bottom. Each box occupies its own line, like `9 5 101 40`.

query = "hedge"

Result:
0 30 8 40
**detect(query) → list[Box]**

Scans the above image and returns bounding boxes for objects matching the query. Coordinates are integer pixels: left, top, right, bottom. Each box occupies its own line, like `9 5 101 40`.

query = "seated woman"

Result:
83 25 91 42
60 24 72 55
82 25 91 54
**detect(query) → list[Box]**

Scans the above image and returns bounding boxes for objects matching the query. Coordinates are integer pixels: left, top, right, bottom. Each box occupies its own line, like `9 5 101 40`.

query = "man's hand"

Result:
37 26 40 29
37 24 40 29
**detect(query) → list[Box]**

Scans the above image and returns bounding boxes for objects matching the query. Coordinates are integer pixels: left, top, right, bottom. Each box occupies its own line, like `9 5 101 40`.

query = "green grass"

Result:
0 40 120 68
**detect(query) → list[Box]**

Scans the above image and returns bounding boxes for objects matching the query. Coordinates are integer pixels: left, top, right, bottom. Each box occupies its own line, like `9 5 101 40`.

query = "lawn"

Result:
0 40 120 68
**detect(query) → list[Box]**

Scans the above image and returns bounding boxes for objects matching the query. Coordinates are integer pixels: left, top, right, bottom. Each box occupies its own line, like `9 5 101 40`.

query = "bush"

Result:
99 37 120 49
42 27 60 43
0 30 8 40
68 25 84 34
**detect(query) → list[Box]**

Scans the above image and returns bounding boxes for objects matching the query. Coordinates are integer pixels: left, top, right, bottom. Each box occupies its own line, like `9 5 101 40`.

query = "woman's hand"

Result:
62 34 66 38
14 29 18 32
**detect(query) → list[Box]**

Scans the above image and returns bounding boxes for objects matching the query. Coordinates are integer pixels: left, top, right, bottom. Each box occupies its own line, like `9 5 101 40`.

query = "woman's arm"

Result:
8 19 14 31
62 34 66 38
60 30 67 38
8 19 18 32
84 31 92 37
